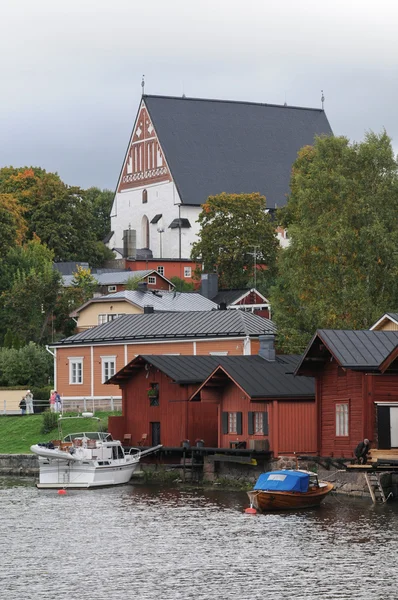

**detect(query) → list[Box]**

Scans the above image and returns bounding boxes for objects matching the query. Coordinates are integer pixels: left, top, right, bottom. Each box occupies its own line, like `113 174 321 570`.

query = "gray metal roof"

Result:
109 354 314 398
144 94 332 208
53 262 90 276
95 290 218 312
53 310 276 346
62 269 163 287
297 329 398 372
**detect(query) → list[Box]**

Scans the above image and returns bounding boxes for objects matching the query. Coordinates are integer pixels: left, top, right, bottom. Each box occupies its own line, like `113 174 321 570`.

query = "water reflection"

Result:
2 478 398 599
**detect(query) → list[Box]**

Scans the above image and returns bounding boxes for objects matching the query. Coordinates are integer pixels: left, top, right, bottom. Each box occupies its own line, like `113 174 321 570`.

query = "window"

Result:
222 411 242 435
142 189 148 203
209 351 228 356
101 357 116 383
148 383 159 406
336 403 349 436
108 285 117 292
184 266 192 278
248 412 268 435
148 276 156 284
69 358 83 384
229 412 237 434
98 314 125 326
157 266 164 276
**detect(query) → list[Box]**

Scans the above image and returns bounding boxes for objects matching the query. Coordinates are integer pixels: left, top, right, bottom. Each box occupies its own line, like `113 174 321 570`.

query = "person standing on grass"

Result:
19 397 26 415
49 390 56 413
55 391 62 413
25 390 34 414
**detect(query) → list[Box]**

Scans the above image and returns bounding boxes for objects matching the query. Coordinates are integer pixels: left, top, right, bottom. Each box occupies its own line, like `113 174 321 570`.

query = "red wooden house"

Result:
295 329 398 456
190 345 315 456
107 335 316 455
107 355 220 447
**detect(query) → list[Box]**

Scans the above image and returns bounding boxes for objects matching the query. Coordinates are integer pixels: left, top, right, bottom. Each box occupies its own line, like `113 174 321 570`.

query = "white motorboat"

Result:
31 413 162 489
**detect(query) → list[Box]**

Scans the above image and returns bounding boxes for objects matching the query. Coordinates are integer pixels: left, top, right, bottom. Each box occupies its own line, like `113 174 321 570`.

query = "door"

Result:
151 422 161 446
391 408 398 447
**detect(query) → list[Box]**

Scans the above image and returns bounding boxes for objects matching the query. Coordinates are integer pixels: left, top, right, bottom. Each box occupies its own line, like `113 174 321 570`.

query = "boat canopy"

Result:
254 470 309 492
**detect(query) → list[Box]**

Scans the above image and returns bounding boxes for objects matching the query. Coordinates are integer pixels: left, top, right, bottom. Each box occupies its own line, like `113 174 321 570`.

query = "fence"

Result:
2 396 121 415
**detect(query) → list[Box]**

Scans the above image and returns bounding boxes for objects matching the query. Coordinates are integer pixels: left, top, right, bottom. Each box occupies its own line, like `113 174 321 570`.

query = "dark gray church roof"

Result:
144 94 332 208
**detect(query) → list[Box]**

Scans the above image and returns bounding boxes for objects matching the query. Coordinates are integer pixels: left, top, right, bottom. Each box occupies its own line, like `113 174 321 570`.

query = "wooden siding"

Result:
277 401 317 454
319 362 364 457
77 301 141 330
55 336 259 399
108 368 217 447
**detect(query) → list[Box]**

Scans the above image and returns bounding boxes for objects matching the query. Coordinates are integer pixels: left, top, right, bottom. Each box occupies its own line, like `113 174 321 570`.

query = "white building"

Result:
109 95 332 259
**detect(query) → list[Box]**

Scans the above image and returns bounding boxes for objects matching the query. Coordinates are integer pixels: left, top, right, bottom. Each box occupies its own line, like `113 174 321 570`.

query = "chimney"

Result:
219 302 227 311
144 305 154 314
201 273 218 299
137 281 148 293
258 334 276 362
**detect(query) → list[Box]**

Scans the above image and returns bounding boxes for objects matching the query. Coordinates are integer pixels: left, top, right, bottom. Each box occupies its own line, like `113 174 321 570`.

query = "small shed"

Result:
295 329 398 456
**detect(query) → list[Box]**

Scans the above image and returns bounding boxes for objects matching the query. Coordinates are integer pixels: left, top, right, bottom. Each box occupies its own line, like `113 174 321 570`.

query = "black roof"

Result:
53 310 276 346
150 214 162 224
53 262 89 275
212 289 251 305
296 329 398 373
145 94 332 208
108 354 314 398
168 218 191 229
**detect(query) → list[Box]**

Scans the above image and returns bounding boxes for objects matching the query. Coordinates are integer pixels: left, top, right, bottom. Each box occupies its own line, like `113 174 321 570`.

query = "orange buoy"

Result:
58 489 67 495
245 506 257 514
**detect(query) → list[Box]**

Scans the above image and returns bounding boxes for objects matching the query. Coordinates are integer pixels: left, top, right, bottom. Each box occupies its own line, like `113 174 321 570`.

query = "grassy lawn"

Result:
0 411 121 454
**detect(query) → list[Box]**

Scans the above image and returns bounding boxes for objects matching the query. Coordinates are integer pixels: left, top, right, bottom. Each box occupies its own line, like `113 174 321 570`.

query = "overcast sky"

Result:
1 0 397 190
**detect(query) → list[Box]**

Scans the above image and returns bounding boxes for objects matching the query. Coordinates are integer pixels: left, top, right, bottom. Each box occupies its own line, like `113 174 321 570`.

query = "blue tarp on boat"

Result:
253 470 310 492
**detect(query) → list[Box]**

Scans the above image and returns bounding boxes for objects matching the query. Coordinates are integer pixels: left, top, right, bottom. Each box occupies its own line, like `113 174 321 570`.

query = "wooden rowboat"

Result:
247 469 333 512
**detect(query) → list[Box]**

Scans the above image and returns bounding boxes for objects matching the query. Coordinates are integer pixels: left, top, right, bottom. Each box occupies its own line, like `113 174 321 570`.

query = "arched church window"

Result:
142 189 148 204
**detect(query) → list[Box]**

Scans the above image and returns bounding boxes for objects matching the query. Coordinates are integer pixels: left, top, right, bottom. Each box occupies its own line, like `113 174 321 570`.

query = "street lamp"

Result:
157 227 165 258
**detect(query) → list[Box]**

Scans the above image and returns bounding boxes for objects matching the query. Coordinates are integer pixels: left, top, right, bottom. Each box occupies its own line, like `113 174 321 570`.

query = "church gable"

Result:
118 102 172 192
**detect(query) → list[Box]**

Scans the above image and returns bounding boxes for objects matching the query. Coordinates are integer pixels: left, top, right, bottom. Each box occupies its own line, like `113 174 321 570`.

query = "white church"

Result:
109 94 332 260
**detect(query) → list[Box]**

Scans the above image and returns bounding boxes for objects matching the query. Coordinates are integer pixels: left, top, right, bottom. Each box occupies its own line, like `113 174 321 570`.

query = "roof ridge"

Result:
143 94 326 113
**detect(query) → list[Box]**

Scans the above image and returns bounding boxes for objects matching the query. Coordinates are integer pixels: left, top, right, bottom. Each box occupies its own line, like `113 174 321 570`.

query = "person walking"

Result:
25 390 34 414
19 397 26 415
49 390 56 413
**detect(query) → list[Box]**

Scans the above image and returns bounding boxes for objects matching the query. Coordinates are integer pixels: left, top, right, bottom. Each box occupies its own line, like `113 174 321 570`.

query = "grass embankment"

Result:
0 412 121 454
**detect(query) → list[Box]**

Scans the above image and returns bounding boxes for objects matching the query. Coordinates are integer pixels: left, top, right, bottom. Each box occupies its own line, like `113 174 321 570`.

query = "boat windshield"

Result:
63 432 113 442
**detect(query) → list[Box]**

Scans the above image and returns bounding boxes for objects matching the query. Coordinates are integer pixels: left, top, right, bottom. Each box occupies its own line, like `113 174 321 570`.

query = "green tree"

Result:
0 238 61 344
0 343 53 387
85 187 114 241
125 275 142 291
170 276 195 292
271 132 398 353
191 193 278 289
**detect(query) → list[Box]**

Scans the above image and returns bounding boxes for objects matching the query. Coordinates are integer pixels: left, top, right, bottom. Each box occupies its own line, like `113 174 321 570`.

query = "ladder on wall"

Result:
364 472 387 504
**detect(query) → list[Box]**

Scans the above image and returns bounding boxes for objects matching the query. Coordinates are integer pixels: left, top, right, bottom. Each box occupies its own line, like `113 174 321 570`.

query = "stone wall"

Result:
0 454 38 477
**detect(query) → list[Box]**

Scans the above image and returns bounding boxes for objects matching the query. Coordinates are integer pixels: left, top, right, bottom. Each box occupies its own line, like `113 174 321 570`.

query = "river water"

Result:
1 478 398 600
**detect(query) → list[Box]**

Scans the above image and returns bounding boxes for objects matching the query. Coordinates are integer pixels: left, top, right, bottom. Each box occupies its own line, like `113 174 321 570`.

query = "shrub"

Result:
41 410 58 434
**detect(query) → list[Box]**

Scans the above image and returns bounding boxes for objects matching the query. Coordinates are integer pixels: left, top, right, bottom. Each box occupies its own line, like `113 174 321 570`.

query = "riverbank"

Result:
3 452 398 500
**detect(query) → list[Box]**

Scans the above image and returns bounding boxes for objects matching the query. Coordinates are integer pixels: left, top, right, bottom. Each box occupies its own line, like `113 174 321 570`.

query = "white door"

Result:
390 407 398 447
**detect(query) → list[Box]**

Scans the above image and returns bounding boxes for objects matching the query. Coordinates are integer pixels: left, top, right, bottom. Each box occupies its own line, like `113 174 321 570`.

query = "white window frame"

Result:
108 285 117 292
101 356 116 383
98 313 125 326
229 412 237 434
184 266 192 278
69 358 83 385
209 351 229 356
148 276 156 284
157 266 164 276
336 402 349 437
254 412 264 435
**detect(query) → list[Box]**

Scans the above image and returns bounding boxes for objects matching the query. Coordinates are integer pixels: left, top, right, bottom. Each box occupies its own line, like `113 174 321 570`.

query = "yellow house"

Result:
370 313 398 331
72 290 218 331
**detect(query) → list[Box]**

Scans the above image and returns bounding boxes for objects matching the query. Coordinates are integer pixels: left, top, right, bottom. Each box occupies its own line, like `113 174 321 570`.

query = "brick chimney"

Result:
258 334 276 362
